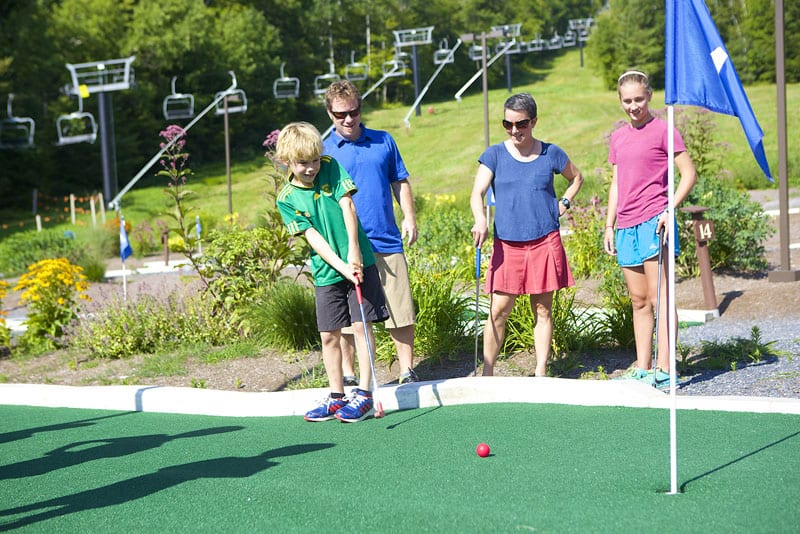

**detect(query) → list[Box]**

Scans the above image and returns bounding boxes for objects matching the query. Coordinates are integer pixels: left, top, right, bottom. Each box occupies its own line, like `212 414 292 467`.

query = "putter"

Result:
353 275 385 418
474 245 481 377
652 226 666 381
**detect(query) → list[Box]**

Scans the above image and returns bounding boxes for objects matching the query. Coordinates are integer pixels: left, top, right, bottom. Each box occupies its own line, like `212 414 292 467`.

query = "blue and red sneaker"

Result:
304 395 349 422
334 391 374 423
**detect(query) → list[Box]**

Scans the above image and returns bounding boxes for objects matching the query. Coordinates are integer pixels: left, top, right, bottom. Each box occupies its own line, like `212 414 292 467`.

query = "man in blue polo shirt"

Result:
323 80 419 385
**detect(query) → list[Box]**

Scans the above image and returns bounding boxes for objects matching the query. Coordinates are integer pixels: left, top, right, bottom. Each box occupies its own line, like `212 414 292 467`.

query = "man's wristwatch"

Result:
560 197 571 210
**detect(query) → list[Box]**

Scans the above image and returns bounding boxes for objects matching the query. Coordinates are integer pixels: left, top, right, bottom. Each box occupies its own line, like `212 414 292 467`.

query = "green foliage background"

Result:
1 0 797 209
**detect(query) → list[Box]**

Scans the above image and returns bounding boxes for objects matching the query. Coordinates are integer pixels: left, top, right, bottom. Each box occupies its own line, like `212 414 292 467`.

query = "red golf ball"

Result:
476 443 490 457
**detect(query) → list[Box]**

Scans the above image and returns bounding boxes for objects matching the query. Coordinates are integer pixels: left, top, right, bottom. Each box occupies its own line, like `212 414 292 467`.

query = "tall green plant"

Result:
563 194 617 278
389 261 473 365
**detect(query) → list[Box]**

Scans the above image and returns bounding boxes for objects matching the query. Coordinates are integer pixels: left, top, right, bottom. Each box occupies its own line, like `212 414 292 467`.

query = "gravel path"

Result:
676 317 800 398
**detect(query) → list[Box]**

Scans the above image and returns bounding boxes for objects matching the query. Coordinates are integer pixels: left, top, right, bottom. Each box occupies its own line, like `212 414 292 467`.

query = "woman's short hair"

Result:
504 93 538 119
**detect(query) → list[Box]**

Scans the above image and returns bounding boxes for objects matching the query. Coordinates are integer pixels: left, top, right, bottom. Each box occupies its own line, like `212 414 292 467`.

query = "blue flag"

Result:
664 0 772 181
486 186 495 207
195 214 202 237
120 217 133 262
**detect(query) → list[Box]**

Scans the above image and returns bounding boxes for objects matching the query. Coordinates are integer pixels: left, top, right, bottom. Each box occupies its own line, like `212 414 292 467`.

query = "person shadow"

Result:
0 412 133 445
0 443 334 531
0 425 245 480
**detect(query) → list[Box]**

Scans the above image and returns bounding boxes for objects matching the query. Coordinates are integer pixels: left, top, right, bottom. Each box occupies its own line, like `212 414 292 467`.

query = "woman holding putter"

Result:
470 93 583 377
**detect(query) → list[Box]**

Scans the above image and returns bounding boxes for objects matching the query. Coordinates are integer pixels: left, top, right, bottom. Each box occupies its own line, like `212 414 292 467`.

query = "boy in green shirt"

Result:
275 122 388 422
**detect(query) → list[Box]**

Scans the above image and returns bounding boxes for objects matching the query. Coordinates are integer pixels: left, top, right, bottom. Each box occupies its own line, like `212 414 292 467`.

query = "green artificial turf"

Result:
1 404 798 532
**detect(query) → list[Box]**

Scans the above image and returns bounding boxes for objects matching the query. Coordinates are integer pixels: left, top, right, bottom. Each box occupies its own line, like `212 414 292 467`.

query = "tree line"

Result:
0 0 796 209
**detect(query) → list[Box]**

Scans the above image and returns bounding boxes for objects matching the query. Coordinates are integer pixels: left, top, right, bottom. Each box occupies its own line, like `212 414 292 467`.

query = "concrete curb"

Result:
2 378 799 417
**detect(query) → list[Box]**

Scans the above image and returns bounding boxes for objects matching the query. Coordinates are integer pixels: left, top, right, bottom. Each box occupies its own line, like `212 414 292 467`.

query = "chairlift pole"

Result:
503 28 512 93
98 91 119 201
412 45 421 116
223 95 232 215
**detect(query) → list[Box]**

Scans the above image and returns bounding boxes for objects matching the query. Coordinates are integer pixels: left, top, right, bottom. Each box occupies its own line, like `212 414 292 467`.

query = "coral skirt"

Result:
485 231 574 295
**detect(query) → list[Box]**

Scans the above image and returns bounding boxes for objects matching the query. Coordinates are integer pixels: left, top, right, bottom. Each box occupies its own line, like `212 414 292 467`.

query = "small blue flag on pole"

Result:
665 0 772 181
486 186 495 207
120 216 133 262
195 215 202 237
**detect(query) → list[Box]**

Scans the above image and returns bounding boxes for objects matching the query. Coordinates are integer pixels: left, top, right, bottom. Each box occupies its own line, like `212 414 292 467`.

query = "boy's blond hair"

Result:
274 122 323 163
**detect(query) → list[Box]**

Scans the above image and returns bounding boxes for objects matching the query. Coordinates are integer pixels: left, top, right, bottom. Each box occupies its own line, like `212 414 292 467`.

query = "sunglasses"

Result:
502 118 532 130
330 107 361 120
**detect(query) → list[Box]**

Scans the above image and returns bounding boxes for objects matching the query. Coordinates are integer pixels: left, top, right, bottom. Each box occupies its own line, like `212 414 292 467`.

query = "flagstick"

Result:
122 259 128 301
667 106 678 495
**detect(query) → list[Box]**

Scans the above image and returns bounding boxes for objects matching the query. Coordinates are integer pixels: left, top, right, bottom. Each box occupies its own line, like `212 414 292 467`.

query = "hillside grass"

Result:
1 48 796 238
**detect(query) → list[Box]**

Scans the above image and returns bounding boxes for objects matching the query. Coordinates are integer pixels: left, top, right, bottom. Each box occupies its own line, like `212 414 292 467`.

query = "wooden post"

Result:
90 195 97 227
680 206 718 314
70 194 76 225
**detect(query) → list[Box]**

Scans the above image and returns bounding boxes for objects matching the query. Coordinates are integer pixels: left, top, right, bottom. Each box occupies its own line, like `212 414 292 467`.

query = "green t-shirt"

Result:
276 156 375 286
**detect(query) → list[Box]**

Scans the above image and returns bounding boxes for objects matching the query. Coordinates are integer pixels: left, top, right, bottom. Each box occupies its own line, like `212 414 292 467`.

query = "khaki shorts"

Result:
342 252 415 333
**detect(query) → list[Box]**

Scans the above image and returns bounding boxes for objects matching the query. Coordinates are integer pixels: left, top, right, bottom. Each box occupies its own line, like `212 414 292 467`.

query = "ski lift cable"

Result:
109 76 238 210
320 62 405 141
404 39 462 127
454 39 516 102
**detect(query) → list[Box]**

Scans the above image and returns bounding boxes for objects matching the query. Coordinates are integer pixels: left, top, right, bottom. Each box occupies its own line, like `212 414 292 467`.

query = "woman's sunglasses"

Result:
330 107 361 120
502 118 532 130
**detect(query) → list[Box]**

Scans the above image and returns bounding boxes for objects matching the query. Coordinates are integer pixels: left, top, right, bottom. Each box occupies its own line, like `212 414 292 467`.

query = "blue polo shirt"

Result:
323 126 410 254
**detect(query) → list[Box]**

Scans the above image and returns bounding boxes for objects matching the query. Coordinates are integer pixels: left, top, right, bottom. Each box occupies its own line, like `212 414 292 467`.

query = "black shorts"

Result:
315 264 389 332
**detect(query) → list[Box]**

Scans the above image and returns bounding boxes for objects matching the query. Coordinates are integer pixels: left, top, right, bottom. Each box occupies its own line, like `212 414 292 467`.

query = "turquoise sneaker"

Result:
615 367 648 381
645 368 674 390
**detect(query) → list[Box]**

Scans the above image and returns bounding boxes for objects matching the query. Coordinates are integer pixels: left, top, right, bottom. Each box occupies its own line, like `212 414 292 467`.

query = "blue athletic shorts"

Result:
615 213 680 267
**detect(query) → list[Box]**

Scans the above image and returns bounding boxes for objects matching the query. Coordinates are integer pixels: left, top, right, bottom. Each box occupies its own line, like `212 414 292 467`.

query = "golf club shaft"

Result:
354 278 384 417
475 246 481 377
653 226 666 374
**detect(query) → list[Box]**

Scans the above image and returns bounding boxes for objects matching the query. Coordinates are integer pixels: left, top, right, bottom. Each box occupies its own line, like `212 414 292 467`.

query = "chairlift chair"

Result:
314 59 341 98
344 52 368 81
468 44 486 62
494 39 521 55
381 56 407 77
547 33 563 50
56 91 97 146
163 76 195 120
215 71 247 115
562 30 577 47
526 36 545 52
0 94 35 149
433 39 455 65
273 63 300 99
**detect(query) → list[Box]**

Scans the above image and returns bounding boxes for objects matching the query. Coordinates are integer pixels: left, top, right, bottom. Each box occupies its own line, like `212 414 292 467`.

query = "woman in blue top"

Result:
470 93 583 377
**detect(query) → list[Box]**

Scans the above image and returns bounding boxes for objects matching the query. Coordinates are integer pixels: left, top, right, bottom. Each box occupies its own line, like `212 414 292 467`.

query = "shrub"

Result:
0 228 84 277
563 194 617 278
413 194 475 280
130 218 169 257
677 177 773 275
13 258 91 351
243 280 319 351
0 280 10 351
598 266 635 349
66 283 236 359
501 288 608 376
394 263 473 365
